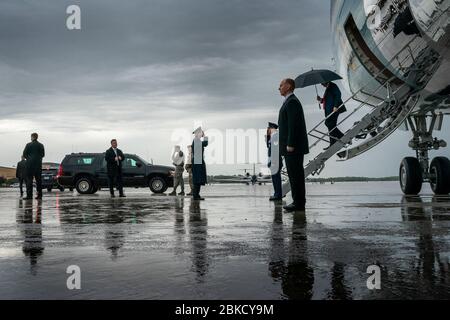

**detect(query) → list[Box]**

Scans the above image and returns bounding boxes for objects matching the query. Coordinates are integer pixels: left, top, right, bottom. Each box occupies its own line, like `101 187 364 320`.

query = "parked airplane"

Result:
283 0 450 196
214 163 273 185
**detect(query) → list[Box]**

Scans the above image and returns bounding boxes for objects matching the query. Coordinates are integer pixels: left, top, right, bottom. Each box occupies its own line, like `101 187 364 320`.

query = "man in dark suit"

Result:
317 81 346 149
277 78 309 212
105 139 126 198
16 156 27 198
22 133 45 200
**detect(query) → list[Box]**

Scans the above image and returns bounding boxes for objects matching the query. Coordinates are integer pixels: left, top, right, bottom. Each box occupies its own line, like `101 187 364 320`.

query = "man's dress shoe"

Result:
283 203 305 212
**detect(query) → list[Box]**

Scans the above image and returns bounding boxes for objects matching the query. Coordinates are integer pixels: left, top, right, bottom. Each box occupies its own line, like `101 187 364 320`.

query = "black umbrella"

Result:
295 68 343 109
295 69 342 88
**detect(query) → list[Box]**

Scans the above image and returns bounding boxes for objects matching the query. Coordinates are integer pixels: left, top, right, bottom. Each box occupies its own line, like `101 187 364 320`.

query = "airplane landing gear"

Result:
400 157 422 195
429 157 450 195
400 114 449 195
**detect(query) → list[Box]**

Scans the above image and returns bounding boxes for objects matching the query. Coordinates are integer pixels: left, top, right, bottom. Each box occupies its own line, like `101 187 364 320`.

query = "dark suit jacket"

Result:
277 94 309 156
321 82 346 116
16 160 27 179
105 147 125 174
22 140 45 171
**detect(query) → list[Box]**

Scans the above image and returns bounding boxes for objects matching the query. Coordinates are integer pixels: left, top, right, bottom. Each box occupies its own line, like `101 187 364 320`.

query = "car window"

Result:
123 157 138 168
135 155 149 165
42 163 59 170
68 157 96 166
80 157 94 165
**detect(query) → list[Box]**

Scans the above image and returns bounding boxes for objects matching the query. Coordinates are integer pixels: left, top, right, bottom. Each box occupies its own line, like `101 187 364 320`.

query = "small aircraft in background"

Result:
213 163 274 185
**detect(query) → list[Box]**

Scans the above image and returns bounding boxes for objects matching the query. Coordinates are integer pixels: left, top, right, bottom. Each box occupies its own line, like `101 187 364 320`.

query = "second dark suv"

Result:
42 162 67 192
57 153 174 194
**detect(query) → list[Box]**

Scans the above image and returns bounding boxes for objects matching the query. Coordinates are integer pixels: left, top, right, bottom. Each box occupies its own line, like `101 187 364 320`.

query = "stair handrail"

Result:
308 76 406 149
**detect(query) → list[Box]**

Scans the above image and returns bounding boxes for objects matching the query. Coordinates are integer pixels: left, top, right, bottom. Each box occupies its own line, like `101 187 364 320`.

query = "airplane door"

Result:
344 14 403 86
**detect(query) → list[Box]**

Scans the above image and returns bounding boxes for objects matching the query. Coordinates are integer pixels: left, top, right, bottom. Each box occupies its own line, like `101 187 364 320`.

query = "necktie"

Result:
114 149 119 165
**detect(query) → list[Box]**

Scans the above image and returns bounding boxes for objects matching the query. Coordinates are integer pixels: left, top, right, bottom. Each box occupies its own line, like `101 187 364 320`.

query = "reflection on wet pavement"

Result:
0 182 449 299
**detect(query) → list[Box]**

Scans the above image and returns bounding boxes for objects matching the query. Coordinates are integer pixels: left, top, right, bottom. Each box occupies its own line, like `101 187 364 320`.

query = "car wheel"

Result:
91 186 99 194
58 186 65 192
75 176 94 194
149 176 167 193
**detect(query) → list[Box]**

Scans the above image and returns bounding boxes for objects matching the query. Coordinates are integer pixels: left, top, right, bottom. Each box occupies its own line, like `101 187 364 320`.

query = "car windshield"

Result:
134 155 149 165
100 154 150 167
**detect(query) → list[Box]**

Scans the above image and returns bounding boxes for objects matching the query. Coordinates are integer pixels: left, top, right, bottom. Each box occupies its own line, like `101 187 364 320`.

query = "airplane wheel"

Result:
429 157 450 195
399 157 422 195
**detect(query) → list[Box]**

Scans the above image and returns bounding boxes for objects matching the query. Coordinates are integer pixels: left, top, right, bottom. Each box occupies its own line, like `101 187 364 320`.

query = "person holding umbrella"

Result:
294 69 347 150
317 81 346 150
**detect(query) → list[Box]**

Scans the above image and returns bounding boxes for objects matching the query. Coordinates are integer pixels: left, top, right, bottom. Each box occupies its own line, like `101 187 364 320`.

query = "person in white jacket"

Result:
169 145 185 196
184 145 194 196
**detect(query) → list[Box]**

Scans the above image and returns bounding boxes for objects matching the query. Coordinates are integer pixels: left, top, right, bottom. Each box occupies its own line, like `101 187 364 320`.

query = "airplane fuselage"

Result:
331 0 450 114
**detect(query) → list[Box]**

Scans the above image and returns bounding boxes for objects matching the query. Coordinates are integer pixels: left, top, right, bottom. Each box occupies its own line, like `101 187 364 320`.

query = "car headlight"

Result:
169 170 175 176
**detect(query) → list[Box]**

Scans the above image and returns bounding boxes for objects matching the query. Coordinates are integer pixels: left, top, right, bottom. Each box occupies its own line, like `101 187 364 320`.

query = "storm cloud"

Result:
0 0 448 177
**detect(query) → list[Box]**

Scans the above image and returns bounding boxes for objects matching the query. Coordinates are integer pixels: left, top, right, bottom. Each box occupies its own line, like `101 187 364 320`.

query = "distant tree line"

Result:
306 176 398 183
206 175 399 183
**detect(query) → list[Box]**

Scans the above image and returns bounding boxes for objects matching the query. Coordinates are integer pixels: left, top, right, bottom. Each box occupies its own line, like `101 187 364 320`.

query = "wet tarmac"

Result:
0 182 450 299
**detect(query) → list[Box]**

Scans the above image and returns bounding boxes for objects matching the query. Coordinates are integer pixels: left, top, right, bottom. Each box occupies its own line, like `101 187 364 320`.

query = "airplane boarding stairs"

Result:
281 39 441 196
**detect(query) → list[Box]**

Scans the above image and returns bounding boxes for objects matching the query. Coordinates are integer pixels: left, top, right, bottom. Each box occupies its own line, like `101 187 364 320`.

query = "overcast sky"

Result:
0 0 448 177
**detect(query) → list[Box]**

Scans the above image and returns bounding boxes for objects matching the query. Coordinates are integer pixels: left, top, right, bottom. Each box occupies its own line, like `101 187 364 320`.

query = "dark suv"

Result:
42 162 67 192
57 153 174 194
